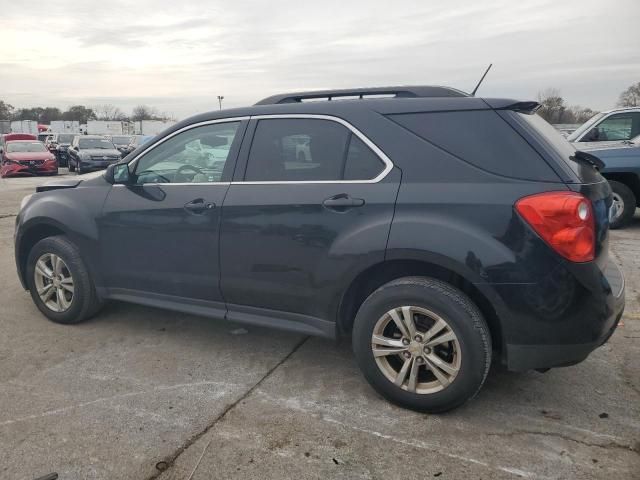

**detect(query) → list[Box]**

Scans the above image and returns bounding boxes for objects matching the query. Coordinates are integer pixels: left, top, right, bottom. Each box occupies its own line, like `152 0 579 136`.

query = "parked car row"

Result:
43 133 154 172
1 132 156 177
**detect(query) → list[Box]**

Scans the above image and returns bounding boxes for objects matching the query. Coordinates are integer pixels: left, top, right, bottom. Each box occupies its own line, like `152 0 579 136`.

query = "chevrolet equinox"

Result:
14 86 625 412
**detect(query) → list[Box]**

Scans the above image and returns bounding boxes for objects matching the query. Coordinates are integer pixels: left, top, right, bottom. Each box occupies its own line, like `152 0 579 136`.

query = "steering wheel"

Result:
174 164 204 183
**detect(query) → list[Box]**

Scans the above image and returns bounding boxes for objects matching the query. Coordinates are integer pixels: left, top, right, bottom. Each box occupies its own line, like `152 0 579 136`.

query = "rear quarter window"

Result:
388 110 560 181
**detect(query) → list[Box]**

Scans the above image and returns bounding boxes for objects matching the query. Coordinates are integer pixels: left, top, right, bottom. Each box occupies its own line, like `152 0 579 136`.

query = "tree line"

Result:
537 81 639 124
0 102 173 124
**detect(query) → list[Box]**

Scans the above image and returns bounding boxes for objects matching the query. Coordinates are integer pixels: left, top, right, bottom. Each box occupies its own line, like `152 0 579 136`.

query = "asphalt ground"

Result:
1 171 638 479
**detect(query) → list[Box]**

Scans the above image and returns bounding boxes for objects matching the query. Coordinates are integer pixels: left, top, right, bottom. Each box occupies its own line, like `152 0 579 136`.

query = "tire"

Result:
608 180 636 229
26 235 102 324
352 276 492 413
68 161 75 172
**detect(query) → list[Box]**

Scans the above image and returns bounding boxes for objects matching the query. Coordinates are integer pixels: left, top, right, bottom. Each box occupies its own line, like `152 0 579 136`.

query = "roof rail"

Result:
255 86 468 105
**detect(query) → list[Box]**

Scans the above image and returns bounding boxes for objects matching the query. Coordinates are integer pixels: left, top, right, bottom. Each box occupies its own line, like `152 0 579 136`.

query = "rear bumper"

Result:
503 259 625 371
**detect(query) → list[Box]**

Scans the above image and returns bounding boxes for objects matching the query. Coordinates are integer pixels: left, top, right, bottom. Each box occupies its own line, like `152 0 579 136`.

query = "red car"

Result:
0 140 58 177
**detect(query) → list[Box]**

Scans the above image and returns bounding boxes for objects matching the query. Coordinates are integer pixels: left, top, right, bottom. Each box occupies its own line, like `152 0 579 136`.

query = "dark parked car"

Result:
46 133 77 167
67 135 122 174
120 134 154 156
106 135 133 155
14 86 625 412
583 135 640 228
1 140 57 177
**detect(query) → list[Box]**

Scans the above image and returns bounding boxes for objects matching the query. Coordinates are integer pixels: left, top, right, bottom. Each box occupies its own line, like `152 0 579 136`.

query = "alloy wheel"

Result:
611 192 624 222
34 253 74 312
371 306 461 394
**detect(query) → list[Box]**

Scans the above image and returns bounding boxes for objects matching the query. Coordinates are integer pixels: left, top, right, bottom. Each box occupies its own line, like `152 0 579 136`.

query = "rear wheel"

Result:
609 180 636 229
26 236 102 324
352 277 491 412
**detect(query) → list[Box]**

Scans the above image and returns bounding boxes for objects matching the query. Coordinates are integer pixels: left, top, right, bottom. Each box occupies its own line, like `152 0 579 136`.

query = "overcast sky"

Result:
1 0 638 119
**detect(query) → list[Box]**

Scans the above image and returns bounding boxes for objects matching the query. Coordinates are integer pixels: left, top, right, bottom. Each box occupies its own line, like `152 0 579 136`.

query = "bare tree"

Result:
0 100 14 119
617 82 640 107
131 105 157 121
537 88 566 123
567 105 598 124
94 104 126 121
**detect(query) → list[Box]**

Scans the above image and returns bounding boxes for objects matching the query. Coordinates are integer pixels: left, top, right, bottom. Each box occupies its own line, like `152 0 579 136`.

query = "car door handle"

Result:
184 199 215 214
322 194 365 210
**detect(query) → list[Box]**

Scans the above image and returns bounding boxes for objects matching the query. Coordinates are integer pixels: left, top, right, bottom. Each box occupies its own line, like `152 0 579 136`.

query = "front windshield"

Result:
79 138 115 149
58 134 75 143
567 112 606 141
7 142 47 153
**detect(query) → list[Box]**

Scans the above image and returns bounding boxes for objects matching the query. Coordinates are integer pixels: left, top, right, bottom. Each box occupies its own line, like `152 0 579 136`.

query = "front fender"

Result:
15 185 110 290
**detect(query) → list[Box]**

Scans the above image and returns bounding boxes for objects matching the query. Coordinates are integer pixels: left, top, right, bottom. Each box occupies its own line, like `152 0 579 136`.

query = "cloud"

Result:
0 0 638 119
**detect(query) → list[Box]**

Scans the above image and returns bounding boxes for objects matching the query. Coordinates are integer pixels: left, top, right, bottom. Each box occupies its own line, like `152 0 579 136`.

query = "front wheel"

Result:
352 277 492 412
26 235 102 324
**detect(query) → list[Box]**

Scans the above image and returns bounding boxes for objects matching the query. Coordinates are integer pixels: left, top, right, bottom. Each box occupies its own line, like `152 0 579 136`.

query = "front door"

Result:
220 116 400 332
98 119 246 308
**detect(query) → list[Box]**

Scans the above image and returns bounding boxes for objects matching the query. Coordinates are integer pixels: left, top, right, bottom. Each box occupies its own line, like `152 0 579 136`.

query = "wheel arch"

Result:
602 172 640 205
16 220 68 289
336 258 505 354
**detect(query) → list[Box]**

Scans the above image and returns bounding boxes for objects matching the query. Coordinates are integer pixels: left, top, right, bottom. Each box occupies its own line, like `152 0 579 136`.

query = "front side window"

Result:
244 118 385 181
133 122 240 184
582 112 640 142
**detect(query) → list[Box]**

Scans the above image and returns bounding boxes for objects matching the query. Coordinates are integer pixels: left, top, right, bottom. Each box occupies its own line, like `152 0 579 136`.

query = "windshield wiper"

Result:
570 150 605 170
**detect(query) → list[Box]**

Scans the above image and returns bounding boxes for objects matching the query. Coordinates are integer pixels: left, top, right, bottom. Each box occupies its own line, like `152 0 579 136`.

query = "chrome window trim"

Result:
113 182 231 187
234 114 394 185
123 113 394 186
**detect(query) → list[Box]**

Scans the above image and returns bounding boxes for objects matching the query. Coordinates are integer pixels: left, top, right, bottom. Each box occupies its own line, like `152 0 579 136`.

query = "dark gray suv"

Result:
14 86 625 412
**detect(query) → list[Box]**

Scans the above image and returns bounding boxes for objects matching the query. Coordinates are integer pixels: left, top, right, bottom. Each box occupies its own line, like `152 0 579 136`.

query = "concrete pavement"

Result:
0 172 638 479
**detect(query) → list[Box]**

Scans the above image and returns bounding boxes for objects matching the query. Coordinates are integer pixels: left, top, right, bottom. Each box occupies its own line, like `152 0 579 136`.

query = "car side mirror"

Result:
105 163 131 184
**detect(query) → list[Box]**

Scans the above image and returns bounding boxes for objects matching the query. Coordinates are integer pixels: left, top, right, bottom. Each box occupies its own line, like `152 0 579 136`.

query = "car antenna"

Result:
471 63 493 96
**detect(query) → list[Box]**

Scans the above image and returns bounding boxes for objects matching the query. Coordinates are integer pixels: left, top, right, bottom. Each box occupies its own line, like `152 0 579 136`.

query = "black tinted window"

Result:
343 135 385 180
389 110 557 181
245 118 383 181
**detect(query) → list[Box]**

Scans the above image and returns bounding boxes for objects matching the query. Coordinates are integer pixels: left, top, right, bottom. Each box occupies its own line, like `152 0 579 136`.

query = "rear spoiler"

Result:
570 150 605 171
482 99 541 114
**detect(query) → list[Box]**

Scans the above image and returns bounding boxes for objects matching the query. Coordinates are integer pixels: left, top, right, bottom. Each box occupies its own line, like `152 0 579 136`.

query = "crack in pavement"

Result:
146 336 309 480
486 430 639 453
0 213 17 218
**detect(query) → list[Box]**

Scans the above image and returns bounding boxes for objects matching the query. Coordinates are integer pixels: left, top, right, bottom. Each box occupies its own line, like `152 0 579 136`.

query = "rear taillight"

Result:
515 191 595 262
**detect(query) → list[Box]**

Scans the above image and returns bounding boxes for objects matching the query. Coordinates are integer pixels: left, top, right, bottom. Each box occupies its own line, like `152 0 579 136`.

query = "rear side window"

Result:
343 135 385 180
244 118 385 182
388 110 558 181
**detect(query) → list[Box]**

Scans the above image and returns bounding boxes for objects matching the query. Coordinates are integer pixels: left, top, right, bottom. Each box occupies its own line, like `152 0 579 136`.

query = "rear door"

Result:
219 115 400 334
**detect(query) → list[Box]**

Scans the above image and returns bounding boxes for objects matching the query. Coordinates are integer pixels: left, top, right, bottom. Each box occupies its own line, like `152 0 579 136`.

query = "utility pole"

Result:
217 96 224 110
